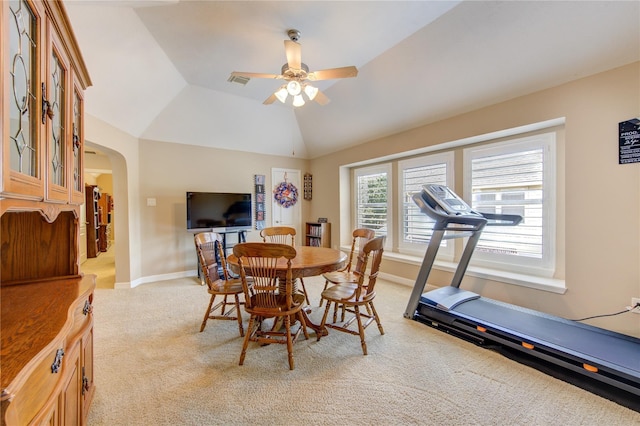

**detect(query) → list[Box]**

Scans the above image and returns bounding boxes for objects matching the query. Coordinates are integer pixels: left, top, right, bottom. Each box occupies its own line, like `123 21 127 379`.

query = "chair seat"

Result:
245 292 306 316
208 278 244 294
321 284 374 304
322 270 362 284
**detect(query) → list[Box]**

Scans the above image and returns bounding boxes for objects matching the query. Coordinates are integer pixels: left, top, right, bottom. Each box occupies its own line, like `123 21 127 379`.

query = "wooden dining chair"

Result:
195 232 245 336
259 226 310 305
319 228 376 307
317 236 385 355
233 242 309 370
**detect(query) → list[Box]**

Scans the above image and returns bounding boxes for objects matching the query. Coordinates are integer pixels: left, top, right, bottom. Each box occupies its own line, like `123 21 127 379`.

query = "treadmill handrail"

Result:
482 212 523 226
413 190 523 228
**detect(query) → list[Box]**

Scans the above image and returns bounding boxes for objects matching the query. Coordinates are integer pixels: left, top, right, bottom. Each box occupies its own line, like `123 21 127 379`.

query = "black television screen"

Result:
186 192 252 230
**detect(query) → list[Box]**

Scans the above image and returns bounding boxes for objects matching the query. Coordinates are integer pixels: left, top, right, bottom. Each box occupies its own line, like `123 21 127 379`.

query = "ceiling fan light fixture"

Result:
286 80 302 96
275 86 288 103
292 94 305 107
303 84 318 101
232 28 358 107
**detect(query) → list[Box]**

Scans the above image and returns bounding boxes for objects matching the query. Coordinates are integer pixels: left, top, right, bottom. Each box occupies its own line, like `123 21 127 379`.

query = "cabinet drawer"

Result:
68 293 94 340
3 343 66 425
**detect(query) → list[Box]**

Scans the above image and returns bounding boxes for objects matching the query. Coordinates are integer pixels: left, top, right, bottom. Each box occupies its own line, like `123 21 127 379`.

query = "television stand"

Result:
220 229 247 256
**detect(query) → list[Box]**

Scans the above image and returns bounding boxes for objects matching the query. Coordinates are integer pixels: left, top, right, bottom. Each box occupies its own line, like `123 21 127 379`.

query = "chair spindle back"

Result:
233 242 297 310
348 228 376 274
260 226 297 246
354 236 385 300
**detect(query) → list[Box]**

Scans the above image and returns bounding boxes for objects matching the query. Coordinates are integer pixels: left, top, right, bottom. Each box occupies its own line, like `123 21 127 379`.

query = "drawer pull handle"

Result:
51 348 64 373
83 300 93 315
82 367 89 395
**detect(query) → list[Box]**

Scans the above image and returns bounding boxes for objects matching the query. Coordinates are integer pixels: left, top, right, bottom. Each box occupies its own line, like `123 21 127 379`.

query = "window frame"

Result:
397 151 454 259
346 119 564 288
463 132 556 277
353 163 392 248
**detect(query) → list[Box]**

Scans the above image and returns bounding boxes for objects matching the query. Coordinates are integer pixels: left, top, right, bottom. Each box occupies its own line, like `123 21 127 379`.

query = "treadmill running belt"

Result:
451 297 640 376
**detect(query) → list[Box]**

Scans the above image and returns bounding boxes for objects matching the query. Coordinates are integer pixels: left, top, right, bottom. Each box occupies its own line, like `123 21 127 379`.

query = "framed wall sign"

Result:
304 173 312 200
254 175 266 229
619 118 640 164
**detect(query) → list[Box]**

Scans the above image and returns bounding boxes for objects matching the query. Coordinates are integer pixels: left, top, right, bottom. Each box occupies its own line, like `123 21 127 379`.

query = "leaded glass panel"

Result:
50 51 65 187
72 90 82 192
9 0 37 176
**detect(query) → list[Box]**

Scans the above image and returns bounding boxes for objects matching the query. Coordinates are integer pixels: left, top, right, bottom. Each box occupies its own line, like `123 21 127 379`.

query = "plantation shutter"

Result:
356 171 388 237
402 163 448 244
470 148 544 259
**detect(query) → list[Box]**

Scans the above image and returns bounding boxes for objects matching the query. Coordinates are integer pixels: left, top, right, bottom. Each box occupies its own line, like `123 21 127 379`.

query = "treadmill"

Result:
404 184 640 406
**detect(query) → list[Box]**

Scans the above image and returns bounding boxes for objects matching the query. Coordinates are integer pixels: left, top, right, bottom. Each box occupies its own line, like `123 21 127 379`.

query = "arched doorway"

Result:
82 142 127 288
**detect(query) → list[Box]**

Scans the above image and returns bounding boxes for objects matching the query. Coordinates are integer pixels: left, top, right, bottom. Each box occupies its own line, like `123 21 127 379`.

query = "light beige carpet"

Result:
88 276 640 425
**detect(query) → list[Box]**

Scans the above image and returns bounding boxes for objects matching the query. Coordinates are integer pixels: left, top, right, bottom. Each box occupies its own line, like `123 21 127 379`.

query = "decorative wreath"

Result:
273 181 299 208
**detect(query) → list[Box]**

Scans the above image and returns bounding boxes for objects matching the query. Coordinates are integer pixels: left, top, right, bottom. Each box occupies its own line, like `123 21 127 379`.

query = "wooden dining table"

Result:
226 245 347 336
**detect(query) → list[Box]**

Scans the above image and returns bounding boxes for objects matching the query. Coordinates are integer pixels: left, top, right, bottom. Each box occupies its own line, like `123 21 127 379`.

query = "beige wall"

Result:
84 62 639 336
137 140 309 278
311 62 640 336
84 114 140 286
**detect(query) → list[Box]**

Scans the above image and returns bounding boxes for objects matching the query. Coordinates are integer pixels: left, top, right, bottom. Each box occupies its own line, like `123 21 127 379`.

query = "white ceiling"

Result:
65 1 640 159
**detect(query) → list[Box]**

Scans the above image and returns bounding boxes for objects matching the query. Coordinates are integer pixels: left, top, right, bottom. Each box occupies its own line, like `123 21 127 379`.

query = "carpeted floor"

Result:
87 276 640 425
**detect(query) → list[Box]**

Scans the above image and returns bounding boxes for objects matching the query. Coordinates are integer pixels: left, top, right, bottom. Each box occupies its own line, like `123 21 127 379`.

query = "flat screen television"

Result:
186 192 252 230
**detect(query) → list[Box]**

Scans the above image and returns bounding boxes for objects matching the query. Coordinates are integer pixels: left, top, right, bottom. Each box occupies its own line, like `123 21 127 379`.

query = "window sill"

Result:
384 251 566 294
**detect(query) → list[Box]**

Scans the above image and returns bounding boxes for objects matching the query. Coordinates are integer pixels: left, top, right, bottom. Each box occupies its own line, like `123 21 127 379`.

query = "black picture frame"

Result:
254 175 266 230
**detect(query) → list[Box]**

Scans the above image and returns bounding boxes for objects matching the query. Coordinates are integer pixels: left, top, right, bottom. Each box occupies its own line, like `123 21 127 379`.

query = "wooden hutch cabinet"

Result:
1 1 94 425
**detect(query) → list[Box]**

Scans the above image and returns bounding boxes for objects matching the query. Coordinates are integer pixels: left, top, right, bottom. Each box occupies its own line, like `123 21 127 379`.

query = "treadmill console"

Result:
422 184 476 216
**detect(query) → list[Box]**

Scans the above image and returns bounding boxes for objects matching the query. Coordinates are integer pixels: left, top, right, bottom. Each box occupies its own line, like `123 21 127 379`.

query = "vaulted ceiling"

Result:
65 1 640 159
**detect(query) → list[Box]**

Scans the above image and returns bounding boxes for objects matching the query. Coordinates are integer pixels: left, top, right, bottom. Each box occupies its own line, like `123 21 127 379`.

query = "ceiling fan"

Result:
229 29 358 107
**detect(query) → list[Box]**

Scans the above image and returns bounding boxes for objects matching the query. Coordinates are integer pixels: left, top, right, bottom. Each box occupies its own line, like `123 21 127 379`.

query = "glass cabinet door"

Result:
49 50 66 186
2 0 90 205
45 26 71 202
70 82 85 204
4 0 44 198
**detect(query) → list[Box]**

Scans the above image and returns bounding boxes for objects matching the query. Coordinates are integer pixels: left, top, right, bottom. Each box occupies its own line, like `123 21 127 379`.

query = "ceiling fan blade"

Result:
263 93 278 105
230 71 282 80
307 66 358 81
284 40 302 70
313 89 330 106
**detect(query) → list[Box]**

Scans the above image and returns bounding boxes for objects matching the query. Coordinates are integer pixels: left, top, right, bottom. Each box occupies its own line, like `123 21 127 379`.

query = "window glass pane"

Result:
356 171 388 237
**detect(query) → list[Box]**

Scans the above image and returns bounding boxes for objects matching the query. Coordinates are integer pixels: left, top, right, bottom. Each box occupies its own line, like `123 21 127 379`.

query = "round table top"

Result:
227 245 347 279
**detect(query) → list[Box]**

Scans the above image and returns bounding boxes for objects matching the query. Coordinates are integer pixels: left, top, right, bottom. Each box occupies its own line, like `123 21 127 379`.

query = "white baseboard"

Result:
378 271 414 287
115 270 424 290
115 270 198 289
